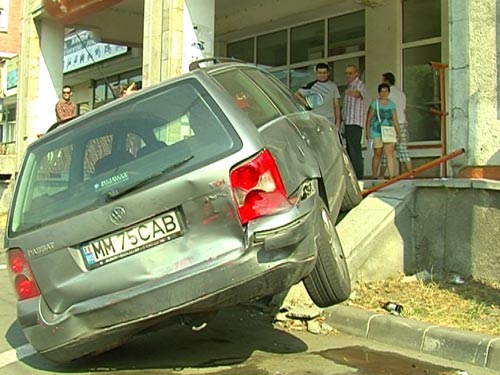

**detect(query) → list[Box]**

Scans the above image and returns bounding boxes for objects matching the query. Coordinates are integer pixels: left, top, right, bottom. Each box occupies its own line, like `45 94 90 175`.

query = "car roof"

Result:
188 57 249 72
30 59 258 149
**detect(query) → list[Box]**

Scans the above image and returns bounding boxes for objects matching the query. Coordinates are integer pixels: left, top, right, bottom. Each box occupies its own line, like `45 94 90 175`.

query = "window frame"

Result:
0 1 9 32
225 10 366 90
401 0 443 145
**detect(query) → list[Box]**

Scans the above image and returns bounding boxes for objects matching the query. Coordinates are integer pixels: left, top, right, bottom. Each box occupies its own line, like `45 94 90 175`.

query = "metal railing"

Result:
361 148 466 197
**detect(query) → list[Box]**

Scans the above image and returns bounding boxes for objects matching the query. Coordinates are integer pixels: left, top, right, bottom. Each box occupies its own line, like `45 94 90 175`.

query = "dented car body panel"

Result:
5 62 353 362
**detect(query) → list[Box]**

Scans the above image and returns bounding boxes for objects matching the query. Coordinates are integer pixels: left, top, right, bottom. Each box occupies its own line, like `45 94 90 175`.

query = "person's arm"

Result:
55 102 62 122
346 81 365 99
124 82 138 96
294 90 307 106
345 88 360 97
365 106 373 141
392 110 401 141
334 98 341 129
357 81 366 99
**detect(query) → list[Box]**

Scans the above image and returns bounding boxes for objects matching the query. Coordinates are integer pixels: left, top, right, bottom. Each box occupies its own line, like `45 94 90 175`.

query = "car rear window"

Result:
10 79 241 235
242 68 303 115
212 68 283 128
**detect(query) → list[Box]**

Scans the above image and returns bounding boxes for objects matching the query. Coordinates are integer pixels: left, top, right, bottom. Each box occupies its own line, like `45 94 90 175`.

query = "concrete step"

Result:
337 180 416 283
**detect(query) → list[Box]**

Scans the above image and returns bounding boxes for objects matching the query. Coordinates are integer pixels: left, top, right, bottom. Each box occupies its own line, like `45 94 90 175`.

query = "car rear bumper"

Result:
20 194 321 362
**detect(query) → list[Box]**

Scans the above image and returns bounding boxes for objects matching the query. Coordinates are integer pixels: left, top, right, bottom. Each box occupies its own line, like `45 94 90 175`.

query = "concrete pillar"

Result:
364 1 401 102
449 0 500 178
182 0 215 73
16 9 64 167
143 0 184 86
362 1 401 176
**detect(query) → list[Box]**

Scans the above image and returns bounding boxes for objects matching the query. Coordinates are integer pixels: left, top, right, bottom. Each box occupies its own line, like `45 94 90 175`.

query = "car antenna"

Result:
75 31 119 99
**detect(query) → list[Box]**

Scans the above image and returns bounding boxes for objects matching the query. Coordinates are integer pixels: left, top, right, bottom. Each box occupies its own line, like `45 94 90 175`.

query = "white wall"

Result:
182 0 215 72
449 0 500 172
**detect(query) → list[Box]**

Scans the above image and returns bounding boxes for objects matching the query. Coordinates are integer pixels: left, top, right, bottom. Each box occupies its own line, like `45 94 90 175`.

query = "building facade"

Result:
5 0 500 181
0 0 22 176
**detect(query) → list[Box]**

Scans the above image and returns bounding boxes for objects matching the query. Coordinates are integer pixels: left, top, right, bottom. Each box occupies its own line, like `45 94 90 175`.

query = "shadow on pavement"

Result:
12 305 307 373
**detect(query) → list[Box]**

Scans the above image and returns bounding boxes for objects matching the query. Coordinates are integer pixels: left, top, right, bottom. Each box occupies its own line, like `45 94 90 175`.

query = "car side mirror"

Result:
304 92 323 109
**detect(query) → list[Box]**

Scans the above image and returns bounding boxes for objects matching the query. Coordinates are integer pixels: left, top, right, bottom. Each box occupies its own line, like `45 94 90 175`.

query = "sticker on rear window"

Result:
94 172 130 191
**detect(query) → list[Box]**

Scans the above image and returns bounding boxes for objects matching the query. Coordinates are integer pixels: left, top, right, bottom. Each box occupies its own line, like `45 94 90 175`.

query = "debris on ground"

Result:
382 302 403 316
271 284 337 335
401 269 433 283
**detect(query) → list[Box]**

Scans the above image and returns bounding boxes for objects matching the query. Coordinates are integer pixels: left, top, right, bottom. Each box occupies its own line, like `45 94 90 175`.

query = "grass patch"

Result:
345 275 500 336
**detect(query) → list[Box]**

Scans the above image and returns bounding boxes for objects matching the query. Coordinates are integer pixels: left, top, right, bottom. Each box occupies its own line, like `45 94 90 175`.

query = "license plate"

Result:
80 211 183 269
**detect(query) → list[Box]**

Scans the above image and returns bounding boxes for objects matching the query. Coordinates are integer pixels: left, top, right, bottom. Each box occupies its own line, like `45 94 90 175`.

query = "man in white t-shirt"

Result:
295 63 341 130
379 72 412 177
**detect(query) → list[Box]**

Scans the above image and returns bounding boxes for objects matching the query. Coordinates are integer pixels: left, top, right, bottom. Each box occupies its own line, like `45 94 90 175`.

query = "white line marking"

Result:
0 344 37 368
0 265 7 270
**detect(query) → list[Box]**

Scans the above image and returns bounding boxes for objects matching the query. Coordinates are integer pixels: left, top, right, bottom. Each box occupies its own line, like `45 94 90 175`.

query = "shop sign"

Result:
64 30 128 73
6 56 19 90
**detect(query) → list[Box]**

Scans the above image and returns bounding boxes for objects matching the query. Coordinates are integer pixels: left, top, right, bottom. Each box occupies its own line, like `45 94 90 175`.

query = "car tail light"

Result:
7 248 40 301
230 149 292 225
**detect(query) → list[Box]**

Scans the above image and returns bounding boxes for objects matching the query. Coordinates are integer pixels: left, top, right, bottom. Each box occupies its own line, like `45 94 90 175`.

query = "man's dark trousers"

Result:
344 124 364 180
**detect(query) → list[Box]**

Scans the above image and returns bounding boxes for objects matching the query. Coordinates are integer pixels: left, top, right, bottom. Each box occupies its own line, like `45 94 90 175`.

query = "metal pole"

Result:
361 148 465 197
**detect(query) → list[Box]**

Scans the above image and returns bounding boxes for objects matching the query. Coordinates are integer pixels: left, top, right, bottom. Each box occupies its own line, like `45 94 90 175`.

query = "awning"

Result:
43 0 124 24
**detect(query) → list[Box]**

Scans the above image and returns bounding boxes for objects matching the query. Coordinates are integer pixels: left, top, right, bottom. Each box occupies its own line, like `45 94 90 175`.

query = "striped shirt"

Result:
342 77 365 127
299 80 340 123
55 99 76 123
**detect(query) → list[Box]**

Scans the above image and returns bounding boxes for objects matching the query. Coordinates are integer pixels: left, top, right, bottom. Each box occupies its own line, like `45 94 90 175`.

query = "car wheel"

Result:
341 151 362 212
303 202 351 307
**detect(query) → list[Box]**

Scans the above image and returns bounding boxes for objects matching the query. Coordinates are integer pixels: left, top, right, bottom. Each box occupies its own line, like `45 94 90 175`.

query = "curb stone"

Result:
325 305 500 371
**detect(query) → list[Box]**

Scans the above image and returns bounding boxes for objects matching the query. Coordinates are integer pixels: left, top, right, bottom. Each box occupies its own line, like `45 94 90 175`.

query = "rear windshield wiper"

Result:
107 155 194 200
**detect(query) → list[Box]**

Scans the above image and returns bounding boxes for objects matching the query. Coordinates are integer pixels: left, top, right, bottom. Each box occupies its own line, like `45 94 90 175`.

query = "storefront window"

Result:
402 0 441 143
290 21 324 64
106 78 119 102
403 43 442 142
1 104 16 151
403 0 441 43
0 0 9 31
270 70 288 86
328 10 365 56
94 78 119 108
227 38 255 63
290 65 315 93
94 82 106 108
78 102 90 115
93 69 142 108
225 12 365 101
257 30 287 67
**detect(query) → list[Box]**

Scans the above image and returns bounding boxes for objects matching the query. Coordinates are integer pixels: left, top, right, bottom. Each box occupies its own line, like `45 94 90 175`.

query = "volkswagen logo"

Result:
110 206 126 225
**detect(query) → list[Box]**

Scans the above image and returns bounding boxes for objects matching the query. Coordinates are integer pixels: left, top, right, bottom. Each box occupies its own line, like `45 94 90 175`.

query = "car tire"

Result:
341 151 362 212
303 202 351 307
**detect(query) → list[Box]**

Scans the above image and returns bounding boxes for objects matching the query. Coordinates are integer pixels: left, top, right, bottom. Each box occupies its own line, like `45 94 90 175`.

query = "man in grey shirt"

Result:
295 63 341 130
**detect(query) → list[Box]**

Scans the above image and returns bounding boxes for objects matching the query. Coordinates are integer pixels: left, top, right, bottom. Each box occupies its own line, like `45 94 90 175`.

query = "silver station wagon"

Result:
5 60 362 362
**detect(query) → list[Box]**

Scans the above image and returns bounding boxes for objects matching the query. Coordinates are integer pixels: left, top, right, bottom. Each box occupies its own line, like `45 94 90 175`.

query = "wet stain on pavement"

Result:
318 346 459 375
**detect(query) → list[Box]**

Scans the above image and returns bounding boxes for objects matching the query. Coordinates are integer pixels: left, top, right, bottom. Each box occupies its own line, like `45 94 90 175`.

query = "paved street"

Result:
0 260 497 375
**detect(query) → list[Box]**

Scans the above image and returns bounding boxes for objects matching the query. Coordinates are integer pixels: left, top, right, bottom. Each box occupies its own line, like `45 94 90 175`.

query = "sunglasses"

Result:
63 91 71 94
